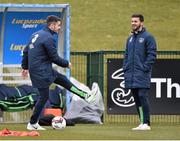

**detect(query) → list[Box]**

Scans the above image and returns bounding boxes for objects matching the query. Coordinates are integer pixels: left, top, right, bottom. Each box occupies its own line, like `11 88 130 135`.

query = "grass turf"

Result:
1 0 180 51
0 123 180 140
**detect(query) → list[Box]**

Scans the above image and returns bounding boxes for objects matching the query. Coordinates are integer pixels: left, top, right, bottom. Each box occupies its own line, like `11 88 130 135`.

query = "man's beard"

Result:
132 25 141 32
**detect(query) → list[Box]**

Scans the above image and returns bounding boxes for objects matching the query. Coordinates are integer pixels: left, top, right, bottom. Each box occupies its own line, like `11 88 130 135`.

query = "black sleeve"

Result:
21 45 29 69
43 37 69 68
143 35 157 72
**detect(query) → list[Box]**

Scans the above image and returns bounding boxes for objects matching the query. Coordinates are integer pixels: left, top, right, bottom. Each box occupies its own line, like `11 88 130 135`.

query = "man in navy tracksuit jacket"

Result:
123 14 157 130
21 15 97 130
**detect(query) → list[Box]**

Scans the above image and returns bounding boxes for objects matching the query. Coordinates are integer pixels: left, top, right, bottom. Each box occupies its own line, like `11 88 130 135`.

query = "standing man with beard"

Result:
123 14 157 130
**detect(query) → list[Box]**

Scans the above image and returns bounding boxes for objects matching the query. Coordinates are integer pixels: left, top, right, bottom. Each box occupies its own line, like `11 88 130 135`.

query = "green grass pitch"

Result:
0 123 180 140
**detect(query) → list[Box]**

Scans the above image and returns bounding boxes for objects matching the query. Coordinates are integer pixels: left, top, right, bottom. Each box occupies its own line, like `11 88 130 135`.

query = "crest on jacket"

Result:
138 37 144 43
29 43 34 49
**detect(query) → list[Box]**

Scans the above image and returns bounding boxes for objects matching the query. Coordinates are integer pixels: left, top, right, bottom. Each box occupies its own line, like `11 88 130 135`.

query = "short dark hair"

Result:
132 14 144 22
46 15 61 25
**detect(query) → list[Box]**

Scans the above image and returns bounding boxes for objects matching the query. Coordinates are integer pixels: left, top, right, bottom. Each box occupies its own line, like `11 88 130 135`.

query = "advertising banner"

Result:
107 59 180 115
3 12 61 64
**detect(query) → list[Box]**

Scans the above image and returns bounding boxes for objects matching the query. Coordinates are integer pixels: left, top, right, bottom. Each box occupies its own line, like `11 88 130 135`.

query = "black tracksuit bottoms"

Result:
30 73 75 124
131 88 150 125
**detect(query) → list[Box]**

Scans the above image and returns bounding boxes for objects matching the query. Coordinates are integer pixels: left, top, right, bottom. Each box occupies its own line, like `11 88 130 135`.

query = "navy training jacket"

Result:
123 28 157 88
21 26 69 88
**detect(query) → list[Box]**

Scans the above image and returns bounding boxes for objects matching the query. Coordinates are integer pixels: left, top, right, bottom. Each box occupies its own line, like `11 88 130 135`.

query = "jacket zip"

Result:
131 34 137 88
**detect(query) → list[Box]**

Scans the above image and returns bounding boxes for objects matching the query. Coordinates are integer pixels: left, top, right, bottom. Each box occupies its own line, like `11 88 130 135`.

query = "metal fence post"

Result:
87 51 104 96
